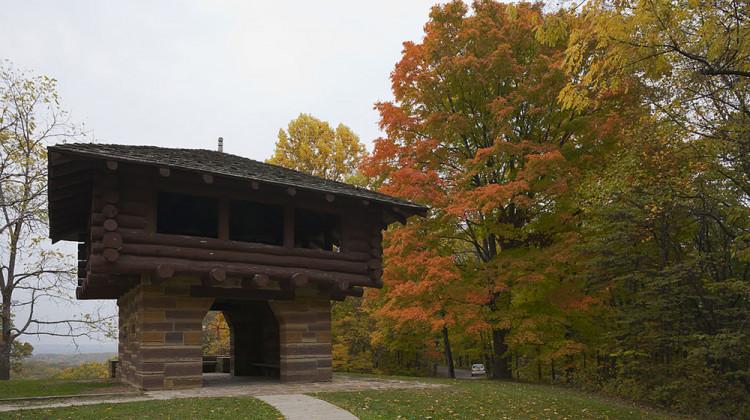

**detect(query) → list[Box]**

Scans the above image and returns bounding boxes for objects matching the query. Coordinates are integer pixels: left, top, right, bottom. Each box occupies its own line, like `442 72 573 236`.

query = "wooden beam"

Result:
99 242 369 275
280 273 308 291
102 248 120 262
102 219 118 232
210 268 227 283
241 274 269 289
88 254 373 287
89 226 371 262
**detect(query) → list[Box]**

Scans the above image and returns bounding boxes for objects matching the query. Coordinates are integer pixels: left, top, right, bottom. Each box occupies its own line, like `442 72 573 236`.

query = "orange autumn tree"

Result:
364 1 625 379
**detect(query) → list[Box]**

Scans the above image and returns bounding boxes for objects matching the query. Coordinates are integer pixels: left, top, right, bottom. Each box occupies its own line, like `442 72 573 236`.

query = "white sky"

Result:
1 0 451 352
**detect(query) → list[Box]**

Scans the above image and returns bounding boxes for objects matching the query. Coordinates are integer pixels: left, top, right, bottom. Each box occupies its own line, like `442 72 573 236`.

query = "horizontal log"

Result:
92 213 148 230
103 248 120 262
90 226 370 262
155 264 175 282
367 259 382 270
92 198 149 217
103 219 118 232
210 268 226 283
105 242 368 275
102 204 118 218
344 238 371 253
317 278 349 292
102 232 123 248
280 273 307 291
331 286 365 300
242 274 269 289
88 254 374 287
189 286 294 301
103 190 120 204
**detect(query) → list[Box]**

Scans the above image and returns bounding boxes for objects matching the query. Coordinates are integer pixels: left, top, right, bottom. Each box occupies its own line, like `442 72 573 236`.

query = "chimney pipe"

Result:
218 137 224 153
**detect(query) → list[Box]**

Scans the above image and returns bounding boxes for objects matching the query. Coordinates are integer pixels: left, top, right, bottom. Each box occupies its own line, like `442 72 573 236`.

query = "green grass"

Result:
316 378 688 420
3 397 283 419
0 379 130 399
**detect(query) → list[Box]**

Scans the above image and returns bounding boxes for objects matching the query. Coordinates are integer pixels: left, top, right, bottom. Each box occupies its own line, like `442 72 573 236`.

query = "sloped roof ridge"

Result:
50 142 426 212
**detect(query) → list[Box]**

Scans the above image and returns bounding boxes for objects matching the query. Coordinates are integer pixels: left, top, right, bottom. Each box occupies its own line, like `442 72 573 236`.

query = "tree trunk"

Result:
0 303 12 380
442 326 455 379
492 328 512 379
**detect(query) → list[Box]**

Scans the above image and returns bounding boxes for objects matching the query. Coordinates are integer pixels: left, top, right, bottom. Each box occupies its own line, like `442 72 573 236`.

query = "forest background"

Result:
286 1 748 417
2 0 748 418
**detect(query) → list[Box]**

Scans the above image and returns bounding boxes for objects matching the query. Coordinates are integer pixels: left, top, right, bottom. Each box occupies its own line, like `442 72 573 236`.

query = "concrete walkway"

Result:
259 394 358 420
0 374 446 419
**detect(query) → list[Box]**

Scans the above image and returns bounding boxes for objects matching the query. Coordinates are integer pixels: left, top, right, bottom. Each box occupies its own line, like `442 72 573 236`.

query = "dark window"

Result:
294 209 341 251
229 200 284 246
157 192 218 238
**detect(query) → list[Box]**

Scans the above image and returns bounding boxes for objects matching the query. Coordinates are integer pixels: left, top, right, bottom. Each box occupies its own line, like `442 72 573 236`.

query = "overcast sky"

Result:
1 0 452 352
2 0 447 158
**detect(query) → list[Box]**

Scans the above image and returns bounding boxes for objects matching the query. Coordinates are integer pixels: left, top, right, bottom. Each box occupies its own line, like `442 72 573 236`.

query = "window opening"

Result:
294 208 341 251
229 200 284 245
157 192 219 238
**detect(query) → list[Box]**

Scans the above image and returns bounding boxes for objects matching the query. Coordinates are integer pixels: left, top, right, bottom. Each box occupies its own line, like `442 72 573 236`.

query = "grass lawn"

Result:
0 379 133 399
3 397 283 419
316 377 687 420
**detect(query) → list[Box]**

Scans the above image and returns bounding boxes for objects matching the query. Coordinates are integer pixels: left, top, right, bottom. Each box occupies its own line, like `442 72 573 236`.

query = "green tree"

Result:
267 113 367 183
0 62 112 380
556 2 750 413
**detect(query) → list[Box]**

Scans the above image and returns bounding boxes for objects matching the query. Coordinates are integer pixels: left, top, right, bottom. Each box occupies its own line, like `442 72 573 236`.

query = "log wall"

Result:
79 162 387 300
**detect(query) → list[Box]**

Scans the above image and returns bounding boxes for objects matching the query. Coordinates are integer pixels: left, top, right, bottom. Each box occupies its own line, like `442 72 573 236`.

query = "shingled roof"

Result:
48 143 427 241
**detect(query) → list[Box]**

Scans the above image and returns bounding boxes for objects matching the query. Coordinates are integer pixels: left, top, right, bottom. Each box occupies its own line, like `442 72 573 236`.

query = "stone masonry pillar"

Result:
270 290 332 382
117 276 213 390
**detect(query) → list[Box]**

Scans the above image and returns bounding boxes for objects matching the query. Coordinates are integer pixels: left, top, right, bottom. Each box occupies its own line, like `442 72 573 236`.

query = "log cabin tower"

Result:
47 144 426 390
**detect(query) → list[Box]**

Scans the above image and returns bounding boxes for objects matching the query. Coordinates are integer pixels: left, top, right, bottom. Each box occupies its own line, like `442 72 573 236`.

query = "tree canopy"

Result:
267 113 367 183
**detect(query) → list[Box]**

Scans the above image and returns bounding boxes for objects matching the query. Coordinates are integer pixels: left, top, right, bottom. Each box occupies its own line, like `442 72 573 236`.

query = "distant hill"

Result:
28 352 116 365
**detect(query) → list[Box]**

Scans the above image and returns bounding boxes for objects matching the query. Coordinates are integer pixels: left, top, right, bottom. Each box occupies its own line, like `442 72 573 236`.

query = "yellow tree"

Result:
0 62 113 380
267 113 367 182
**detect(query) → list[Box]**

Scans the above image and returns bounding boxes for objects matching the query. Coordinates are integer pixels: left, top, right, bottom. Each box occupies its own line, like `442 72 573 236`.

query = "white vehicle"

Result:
471 364 485 377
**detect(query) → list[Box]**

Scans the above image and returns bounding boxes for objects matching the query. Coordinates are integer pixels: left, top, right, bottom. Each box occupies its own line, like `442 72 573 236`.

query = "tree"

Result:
551 2 750 413
202 311 230 355
0 62 111 380
267 113 367 183
364 1 624 379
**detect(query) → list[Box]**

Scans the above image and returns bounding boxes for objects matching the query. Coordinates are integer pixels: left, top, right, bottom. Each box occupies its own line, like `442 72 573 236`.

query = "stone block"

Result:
140 346 202 362
142 295 177 309
300 332 317 342
164 310 206 321
171 377 203 389
173 322 203 332
280 343 332 357
141 322 174 332
165 332 184 344
140 332 164 344
280 359 318 372
141 310 165 322
184 331 203 345
317 367 333 381
165 362 202 377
